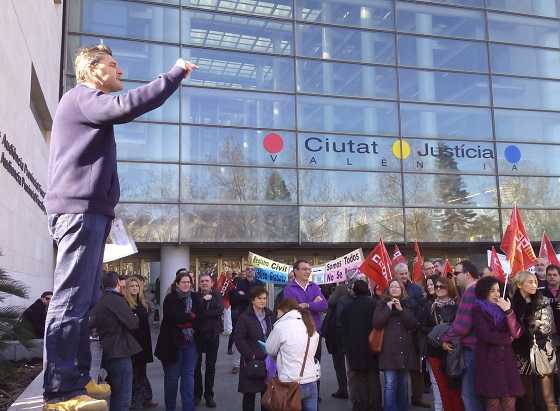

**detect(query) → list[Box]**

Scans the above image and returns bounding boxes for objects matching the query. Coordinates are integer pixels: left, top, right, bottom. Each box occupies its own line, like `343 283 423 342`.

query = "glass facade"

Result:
65 0 560 245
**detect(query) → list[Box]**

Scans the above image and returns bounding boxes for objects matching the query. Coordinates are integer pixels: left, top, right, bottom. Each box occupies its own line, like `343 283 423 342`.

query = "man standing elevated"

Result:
44 44 196 411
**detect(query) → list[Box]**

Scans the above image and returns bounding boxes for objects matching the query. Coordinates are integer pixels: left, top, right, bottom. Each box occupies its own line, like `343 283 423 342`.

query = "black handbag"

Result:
246 358 267 380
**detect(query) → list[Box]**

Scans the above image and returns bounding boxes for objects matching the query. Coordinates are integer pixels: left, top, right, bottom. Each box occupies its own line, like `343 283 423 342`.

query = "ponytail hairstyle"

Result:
277 298 315 337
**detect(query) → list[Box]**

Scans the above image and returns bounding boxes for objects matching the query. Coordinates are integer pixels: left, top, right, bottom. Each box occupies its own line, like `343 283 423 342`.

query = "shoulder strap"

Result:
299 335 311 378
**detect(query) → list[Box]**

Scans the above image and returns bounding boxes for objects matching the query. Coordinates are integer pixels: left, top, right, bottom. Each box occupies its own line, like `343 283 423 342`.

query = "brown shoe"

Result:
232 367 240 374
411 399 431 408
142 401 158 409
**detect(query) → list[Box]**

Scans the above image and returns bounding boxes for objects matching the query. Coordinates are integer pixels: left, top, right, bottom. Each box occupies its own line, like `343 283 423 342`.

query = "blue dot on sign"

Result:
504 145 521 164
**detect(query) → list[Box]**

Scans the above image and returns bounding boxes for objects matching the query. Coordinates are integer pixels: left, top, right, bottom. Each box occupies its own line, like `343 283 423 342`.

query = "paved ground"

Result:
9 334 432 411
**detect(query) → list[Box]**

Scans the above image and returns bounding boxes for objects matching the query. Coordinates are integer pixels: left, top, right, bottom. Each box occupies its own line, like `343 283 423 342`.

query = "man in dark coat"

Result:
19 291 52 338
322 283 349 399
341 280 381 411
194 273 224 408
90 271 142 411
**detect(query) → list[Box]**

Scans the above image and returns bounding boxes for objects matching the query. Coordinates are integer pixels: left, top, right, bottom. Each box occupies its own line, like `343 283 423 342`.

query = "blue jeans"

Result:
164 343 198 411
384 370 408 411
462 349 484 411
43 213 112 401
300 382 318 411
105 357 133 411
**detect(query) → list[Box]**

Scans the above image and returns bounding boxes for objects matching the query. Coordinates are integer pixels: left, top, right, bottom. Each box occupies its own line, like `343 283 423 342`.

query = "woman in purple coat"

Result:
472 276 524 411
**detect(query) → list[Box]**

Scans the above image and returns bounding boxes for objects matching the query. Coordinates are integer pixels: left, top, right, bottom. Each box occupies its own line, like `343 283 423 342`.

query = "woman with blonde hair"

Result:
511 271 557 411
125 276 157 409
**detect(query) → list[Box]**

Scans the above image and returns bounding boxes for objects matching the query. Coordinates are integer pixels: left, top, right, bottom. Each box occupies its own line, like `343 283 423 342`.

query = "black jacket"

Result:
341 294 378 371
130 301 154 363
234 306 274 394
196 290 224 340
322 284 349 354
20 299 48 338
90 290 142 360
154 290 202 365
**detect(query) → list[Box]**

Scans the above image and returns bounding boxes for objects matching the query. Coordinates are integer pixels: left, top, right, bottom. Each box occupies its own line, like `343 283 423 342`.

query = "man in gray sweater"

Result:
43 44 196 411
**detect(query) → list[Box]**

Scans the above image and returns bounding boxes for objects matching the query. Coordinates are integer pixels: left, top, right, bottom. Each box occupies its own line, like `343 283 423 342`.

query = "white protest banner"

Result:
103 218 138 263
324 248 364 284
248 252 290 284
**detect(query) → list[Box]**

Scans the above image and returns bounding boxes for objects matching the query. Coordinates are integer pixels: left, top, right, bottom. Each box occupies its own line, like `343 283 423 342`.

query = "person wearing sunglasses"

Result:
422 277 462 411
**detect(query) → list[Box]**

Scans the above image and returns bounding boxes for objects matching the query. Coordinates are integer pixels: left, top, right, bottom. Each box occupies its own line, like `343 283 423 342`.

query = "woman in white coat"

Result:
266 298 321 411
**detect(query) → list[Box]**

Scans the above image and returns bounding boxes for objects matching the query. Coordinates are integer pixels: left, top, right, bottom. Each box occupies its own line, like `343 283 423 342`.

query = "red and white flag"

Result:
490 246 506 283
443 258 453 277
360 239 393 292
412 240 424 283
392 244 407 267
501 205 537 277
539 232 560 266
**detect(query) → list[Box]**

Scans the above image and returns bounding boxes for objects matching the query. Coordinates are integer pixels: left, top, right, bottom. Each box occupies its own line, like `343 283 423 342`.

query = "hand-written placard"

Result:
323 249 364 284
248 252 291 284
103 218 138 263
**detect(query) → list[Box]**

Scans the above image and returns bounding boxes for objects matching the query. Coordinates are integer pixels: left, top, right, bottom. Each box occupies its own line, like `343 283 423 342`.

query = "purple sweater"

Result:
45 66 185 217
442 282 477 349
283 280 328 333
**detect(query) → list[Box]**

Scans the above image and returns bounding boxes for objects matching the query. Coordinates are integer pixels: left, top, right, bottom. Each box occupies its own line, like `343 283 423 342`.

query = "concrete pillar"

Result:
160 245 190 304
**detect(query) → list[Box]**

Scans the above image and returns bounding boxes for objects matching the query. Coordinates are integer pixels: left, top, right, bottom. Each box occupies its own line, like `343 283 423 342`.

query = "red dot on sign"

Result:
263 133 284 154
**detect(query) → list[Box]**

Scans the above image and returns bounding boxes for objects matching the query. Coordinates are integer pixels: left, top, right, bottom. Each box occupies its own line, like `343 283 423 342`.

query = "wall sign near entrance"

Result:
1 131 46 213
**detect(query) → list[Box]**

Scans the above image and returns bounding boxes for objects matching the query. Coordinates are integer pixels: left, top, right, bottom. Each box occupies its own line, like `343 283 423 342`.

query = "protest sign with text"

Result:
248 252 290 284
323 249 364 284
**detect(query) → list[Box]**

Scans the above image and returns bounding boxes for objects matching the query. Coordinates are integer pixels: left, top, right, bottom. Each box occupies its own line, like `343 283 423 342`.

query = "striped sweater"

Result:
442 282 477 349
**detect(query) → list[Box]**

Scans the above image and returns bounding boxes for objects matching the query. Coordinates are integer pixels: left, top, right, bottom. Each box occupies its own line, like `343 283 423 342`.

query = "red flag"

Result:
443 258 453 276
392 244 407 267
539 232 560 266
412 241 424 283
501 206 537 277
360 240 393 292
490 246 506 283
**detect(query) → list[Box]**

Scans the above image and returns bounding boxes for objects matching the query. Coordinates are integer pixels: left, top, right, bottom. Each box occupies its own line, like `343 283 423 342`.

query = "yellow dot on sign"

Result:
392 139 411 160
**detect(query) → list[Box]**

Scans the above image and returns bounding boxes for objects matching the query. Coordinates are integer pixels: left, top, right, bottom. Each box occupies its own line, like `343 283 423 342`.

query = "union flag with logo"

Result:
360 239 393 291
501 205 537 277
392 244 407 267
490 246 506 283
539 232 560 266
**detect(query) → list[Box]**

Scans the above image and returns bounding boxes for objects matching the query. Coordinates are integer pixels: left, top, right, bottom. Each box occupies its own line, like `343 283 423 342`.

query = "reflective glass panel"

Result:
501 209 560 241
488 12 560 49
405 208 500 242
69 0 180 43
182 11 293 55
181 165 297 204
120 81 180 122
494 109 560 143
115 122 179 162
295 0 394 30
404 174 498 207
181 126 296 167
497 142 560 176
493 76 560 111
296 23 395 65
299 170 402 206
398 35 488 72
297 133 400 171
184 48 294 92
185 0 293 18
115 203 179 242
400 103 492 140
180 204 299 242
399 69 490 106
487 0 560 19
67 35 180 81
402 139 496 174
490 44 560 79
396 3 486 40
297 59 396 99
183 87 295 129
118 163 179 202
300 207 404 242
500 176 560 208
414 0 484 6
297 95 397 135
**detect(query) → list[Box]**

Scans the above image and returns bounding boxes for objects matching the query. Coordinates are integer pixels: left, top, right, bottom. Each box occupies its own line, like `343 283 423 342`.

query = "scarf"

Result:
476 299 506 326
176 288 194 342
